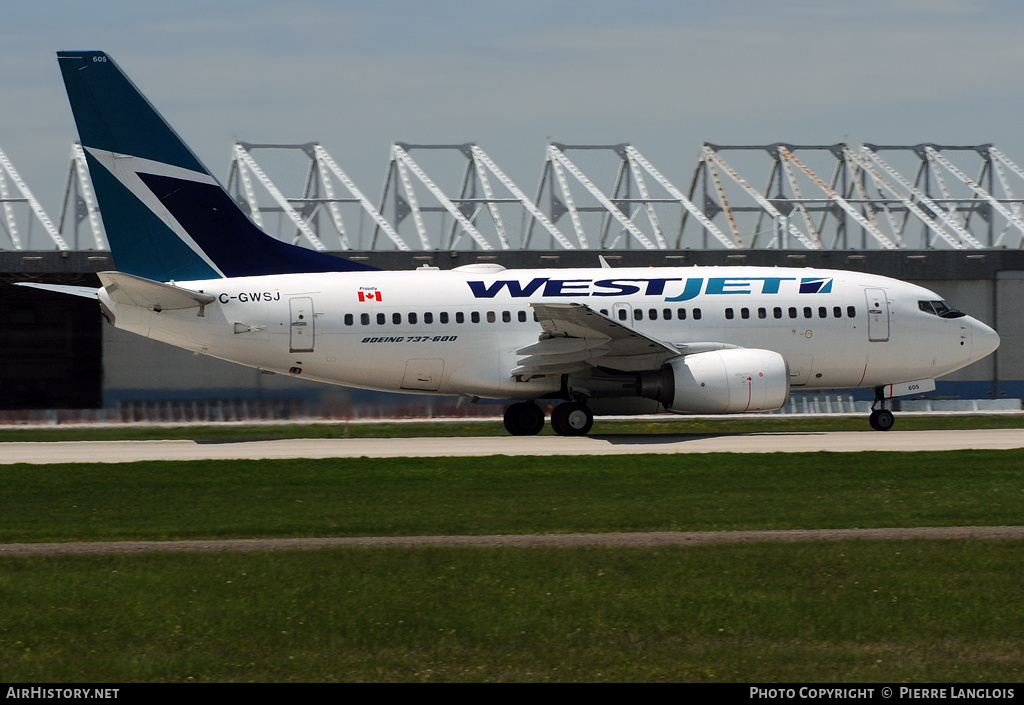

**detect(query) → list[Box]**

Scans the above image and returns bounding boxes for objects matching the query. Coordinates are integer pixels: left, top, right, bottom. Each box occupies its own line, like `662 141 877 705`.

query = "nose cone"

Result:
970 318 1000 363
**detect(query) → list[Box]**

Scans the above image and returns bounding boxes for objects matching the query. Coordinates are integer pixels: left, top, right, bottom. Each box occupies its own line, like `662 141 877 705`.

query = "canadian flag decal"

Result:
358 291 382 302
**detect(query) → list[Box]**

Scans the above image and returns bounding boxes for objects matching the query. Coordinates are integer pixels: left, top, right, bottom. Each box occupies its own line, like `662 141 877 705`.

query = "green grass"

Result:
2 542 1023 682
0 412 1022 442
2 451 1023 543
3 448 1023 682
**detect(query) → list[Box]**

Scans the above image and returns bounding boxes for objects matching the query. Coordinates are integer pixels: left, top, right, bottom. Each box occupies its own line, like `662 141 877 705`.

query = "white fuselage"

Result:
99 265 999 403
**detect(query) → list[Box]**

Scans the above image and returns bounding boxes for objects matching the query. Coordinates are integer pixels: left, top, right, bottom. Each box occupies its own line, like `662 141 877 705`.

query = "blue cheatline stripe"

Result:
60 50 378 280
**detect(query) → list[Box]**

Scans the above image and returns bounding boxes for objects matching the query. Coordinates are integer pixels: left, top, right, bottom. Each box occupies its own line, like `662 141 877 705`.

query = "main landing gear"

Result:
503 401 546 436
869 387 895 431
502 400 595 437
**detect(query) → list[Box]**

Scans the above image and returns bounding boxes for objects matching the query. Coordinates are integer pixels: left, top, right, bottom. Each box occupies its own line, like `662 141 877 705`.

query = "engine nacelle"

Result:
662 348 789 414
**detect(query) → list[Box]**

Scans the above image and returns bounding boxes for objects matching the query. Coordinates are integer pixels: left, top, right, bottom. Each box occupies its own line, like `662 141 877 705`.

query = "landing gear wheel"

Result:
551 401 594 437
868 408 895 431
503 402 545 436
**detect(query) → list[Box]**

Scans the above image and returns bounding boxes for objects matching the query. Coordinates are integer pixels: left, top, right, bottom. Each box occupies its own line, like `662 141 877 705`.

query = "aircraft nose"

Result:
970 318 1000 363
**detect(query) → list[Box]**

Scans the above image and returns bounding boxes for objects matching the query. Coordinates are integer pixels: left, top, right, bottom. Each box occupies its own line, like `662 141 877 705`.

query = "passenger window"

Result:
758 307 767 319
818 307 827 319
789 307 797 319
472 311 481 324
518 310 527 322
344 313 353 326
634 309 644 321
725 308 734 320
693 308 702 320
663 308 672 320
533 311 539 322
773 307 782 319
600 309 609 316
677 308 687 320
741 307 750 319
486 311 495 323
803 307 812 319
360 313 369 325
377 313 386 325
424 312 433 324
847 306 856 318
455 312 464 324
409 312 418 324
833 306 842 318
649 308 658 320
440 312 449 324
618 309 628 321
393 312 402 325
502 311 511 323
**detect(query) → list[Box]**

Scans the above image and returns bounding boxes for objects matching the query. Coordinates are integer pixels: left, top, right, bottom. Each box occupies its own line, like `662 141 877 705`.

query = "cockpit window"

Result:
918 300 966 318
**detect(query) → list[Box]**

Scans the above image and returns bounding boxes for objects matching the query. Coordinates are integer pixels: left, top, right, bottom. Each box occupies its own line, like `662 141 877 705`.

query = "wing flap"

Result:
517 303 681 375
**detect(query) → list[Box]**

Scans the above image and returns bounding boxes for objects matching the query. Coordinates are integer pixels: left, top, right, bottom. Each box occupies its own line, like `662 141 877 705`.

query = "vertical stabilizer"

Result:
57 51 375 281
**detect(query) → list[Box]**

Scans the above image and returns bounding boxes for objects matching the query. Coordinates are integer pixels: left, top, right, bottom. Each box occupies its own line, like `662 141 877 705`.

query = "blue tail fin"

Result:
57 51 376 281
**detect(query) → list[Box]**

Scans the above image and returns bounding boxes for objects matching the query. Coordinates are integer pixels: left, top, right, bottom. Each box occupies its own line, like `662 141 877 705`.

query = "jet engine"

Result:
653 348 790 414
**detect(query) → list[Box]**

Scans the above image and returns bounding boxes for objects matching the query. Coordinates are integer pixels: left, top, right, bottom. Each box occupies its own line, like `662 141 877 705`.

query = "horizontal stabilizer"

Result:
98 271 215 311
13 282 99 299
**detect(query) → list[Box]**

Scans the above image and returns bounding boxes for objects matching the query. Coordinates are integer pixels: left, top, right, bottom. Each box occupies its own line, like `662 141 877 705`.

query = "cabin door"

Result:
289 297 315 352
865 288 890 342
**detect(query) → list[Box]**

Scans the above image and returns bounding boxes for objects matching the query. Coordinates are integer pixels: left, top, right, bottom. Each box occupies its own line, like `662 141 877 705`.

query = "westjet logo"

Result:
467 276 834 301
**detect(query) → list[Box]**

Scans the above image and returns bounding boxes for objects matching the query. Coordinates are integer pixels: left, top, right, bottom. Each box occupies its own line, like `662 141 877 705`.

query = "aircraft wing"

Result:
516 303 682 375
98 271 216 311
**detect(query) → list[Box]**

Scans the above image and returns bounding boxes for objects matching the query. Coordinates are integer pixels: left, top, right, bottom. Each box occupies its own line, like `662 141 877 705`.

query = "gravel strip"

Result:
2 526 1023 556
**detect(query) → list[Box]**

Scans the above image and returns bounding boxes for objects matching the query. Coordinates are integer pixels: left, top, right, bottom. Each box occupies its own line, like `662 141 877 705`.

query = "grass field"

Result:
2 430 1023 682
3 541 1023 682
1 451 1023 541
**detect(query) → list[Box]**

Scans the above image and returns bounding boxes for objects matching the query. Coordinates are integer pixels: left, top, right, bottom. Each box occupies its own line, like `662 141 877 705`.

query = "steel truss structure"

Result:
5 141 1024 252
693 143 1024 250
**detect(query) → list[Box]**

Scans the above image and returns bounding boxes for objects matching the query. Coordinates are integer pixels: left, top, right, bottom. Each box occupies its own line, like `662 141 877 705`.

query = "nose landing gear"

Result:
869 387 895 431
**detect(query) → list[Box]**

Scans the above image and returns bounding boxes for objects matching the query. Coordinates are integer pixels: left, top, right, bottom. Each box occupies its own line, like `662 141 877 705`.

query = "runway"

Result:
2 428 1024 464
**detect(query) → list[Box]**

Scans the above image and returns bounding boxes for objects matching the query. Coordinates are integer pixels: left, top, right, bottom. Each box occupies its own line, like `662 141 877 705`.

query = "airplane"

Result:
19 50 1000 436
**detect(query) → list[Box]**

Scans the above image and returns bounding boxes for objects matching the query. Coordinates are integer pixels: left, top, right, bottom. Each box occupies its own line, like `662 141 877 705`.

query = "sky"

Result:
3 0 1024 245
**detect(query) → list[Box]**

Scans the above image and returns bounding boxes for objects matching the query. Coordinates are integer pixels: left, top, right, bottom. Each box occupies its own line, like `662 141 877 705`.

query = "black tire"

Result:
868 410 880 431
551 401 594 436
503 402 545 436
874 408 895 431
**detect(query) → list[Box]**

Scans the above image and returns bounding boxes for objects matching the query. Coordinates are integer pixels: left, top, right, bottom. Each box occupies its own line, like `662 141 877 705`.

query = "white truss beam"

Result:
314 145 407 251
849 147 976 249
988 147 1024 247
625 146 734 249
232 144 327 251
547 145 656 250
924 146 1024 244
66 143 107 250
0 146 68 251
701 146 817 249
391 145 493 251
777 146 896 250
469 146 574 250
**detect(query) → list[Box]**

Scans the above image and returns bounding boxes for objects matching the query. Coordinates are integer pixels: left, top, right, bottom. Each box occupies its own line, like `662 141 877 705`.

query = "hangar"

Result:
1 142 1021 418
